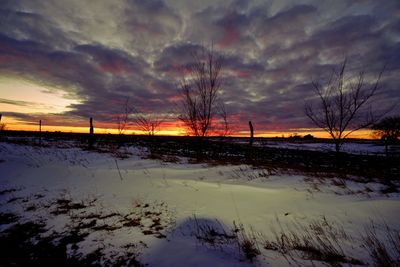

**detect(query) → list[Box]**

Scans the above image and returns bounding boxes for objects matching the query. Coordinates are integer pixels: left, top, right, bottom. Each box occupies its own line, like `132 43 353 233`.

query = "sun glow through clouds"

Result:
0 76 80 114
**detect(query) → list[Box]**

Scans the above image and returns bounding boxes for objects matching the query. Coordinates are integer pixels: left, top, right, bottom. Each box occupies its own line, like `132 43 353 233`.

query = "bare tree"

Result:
116 98 134 135
133 112 163 136
178 46 227 137
115 97 165 136
372 116 400 141
218 101 231 137
305 59 386 153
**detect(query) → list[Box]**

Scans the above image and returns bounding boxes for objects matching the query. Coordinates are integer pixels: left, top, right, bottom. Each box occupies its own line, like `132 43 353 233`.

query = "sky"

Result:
0 0 399 137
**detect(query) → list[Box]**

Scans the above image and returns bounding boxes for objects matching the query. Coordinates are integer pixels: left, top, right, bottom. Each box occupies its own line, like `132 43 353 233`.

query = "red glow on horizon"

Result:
1 115 376 139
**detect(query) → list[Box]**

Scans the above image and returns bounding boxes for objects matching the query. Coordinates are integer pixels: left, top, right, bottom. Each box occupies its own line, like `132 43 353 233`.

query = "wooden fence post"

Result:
89 117 94 149
249 121 254 147
39 120 42 146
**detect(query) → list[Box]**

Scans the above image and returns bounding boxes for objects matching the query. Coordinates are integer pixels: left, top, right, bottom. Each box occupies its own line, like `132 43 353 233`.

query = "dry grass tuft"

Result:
363 221 400 267
232 221 261 262
264 216 363 266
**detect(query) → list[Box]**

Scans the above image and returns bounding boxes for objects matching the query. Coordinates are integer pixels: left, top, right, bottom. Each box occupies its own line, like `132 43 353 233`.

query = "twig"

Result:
115 159 123 181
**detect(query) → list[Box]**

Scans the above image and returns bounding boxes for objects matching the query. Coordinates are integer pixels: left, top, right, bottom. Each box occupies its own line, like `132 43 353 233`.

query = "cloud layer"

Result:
1 0 399 133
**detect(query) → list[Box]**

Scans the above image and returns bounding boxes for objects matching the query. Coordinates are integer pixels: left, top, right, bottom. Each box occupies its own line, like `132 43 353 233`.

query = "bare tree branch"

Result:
305 59 387 152
178 46 228 137
218 101 231 137
372 116 400 141
133 111 164 136
116 97 134 135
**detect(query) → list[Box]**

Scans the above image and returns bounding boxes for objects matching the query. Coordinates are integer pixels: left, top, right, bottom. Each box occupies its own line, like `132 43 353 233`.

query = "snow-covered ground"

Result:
0 142 399 266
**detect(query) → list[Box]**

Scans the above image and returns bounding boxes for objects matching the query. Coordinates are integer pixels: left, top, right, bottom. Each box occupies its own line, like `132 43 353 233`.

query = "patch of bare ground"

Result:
0 187 176 266
0 217 145 267
0 188 18 195
0 212 20 224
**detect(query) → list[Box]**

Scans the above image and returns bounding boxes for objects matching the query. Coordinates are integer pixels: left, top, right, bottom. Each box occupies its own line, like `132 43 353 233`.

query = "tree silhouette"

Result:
305 59 385 153
372 116 400 141
178 46 227 137
116 98 134 135
133 111 163 136
218 102 231 137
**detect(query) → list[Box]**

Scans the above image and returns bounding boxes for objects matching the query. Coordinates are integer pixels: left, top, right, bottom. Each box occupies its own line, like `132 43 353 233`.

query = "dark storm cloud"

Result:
0 0 399 132
223 55 265 77
252 4 317 40
154 42 204 74
0 7 74 50
125 0 181 32
123 0 182 53
75 45 149 76
0 32 177 123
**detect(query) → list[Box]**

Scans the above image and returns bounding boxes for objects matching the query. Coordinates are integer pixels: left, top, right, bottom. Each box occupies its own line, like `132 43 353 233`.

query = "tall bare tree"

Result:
178 46 227 137
305 59 386 153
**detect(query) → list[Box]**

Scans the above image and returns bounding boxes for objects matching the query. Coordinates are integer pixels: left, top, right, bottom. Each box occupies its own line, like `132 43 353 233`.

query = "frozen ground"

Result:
0 142 399 266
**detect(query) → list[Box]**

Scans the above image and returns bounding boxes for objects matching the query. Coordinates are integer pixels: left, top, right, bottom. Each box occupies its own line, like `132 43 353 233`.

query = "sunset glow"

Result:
0 0 398 139
0 77 79 113
1 116 376 139
0 2 399 265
